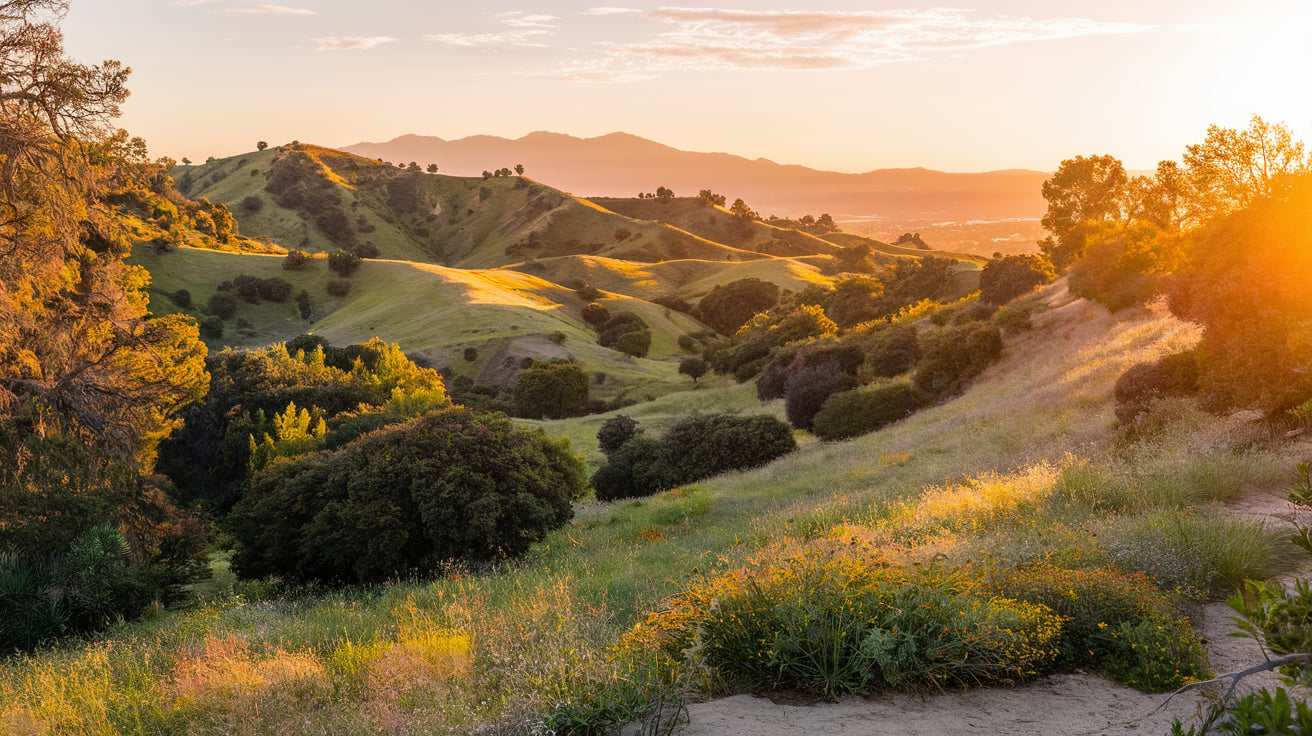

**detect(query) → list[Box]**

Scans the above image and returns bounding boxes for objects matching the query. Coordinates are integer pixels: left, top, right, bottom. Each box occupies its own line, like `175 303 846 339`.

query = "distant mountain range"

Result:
340 131 1049 226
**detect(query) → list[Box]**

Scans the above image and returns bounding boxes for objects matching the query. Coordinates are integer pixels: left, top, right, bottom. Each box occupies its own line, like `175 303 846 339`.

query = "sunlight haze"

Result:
62 1 1312 172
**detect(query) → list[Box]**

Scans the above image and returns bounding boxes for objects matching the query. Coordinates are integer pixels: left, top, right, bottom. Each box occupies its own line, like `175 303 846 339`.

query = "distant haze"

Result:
341 131 1049 225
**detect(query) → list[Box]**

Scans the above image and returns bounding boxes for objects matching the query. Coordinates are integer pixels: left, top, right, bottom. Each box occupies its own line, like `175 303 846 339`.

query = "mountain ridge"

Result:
340 131 1049 226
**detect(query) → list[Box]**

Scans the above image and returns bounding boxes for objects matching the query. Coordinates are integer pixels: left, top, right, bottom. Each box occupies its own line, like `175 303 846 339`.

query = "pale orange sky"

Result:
63 1 1312 172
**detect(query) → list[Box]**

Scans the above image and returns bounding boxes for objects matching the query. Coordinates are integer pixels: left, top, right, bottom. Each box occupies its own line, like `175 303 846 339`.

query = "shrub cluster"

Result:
811 380 933 441
513 360 589 419
1113 350 1199 424
693 277 780 336
912 322 1004 397
592 414 795 501
230 406 586 584
979 254 1056 306
595 312 651 358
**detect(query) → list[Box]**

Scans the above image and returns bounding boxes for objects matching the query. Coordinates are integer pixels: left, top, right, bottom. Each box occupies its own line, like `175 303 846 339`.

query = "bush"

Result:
1114 350 1199 424
205 293 237 319
811 380 933 440
581 302 610 327
282 249 311 270
591 414 795 501
678 356 708 383
239 194 263 213
614 329 651 358
463 347 479 362
597 415 640 455
979 254 1055 305
171 289 191 308
693 278 781 335
912 323 1004 397
326 279 352 297
230 406 586 584
295 290 311 319
233 274 262 303
861 325 920 379
198 316 224 339
629 551 1062 699
513 361 589 419
989 564 1207 691
327 250 361 277
257 277 293 303
784 363 856 430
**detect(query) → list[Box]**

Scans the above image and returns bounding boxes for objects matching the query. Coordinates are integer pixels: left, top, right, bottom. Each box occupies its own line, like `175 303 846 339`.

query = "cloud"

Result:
589 7 1148 73
173 0 224 6
580 7 640 15
224 4 317 14
313 36 397 51
424 11 559 48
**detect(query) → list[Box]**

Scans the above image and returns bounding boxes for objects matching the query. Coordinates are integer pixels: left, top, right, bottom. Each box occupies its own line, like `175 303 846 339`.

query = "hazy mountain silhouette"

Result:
341 131 1048 225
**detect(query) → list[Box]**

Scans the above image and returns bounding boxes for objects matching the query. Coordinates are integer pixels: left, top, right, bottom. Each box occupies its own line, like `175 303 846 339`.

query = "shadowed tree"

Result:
1038 154 1127 271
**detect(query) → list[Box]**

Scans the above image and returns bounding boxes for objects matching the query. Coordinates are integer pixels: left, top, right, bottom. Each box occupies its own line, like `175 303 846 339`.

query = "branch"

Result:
1136 653 1312 724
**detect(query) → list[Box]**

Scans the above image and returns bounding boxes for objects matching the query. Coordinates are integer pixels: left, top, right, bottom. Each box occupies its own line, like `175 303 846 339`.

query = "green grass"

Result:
2 283 1301 734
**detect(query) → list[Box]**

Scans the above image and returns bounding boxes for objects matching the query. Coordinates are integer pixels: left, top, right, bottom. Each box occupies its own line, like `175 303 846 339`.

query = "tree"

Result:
0 0 210 638
698 189 726 207
655 186 674 202
180 157 191 166
679 356 708 384
514 163 524 176
256 140 268 151
979 254 1056 306
1181 114 1310 223
427 163 438 173
693 277 780 336
1038 154 1128 271
729 197 756 221
513 361 589 419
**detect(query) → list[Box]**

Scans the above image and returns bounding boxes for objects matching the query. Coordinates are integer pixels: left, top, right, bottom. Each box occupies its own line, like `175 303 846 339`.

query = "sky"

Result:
62 0 1312 173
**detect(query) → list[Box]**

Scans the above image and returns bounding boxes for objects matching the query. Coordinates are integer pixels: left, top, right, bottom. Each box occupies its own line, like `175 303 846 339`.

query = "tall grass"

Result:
2 284 1299 734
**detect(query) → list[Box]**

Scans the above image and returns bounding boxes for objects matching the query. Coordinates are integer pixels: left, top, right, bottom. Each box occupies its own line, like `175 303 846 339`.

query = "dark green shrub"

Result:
862 325 920 378
784 363 856 430
912 323 1004 397
597 312 647 346
513 361 589 419
230 406 586 584
239 194 263 213
678 356 708 383
614 329 651 358
326 279 351 297
463 347 479 362
591 436 682 502
812 381 933 440
582 302 610 327
327 250 361 277
597 415 640 455
171 289 192 308
257 277 292 303
677 334 698 352
1113 350 1199 424
980 254 1056 306
295 290 311 319
198 315 224 339
693 277 780 335
282 249 311 271
661 414 795 482
233 274 262 303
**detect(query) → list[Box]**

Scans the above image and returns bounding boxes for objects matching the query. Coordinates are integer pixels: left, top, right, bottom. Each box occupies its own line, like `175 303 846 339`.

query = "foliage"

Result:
1113 350 1198 424
979 255 1055 306
1181 114 1310 223
811 380 934 441
327 250 362 277
230 406 586 584
1067 220 1184 311
912 323 1004 398
155 338 446 514
678 356 708 383
513 361 589 419
1038 154 1128 271
581 301 610 327
722 304 838 381
325 278 351 297
592 414 795 501
614 329 652 358
860 324 921 379
878 256 959 311
596 415 640 456
988 564 1207 691
693 277 780 336
282 249 311 271
784 363 856 431
629 549 1062 699
1166 174 1312 413
823 276 884 328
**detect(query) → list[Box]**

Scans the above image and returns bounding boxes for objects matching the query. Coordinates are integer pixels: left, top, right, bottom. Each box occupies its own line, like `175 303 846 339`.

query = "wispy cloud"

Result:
587 7 1148 73
424 11 559 48
224 4 317 14
313 36 396 51
580 6 639 15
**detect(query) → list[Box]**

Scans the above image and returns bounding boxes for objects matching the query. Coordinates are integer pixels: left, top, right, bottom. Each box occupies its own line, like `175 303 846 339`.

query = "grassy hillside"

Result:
5 283 1299 734
132 246 703 401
